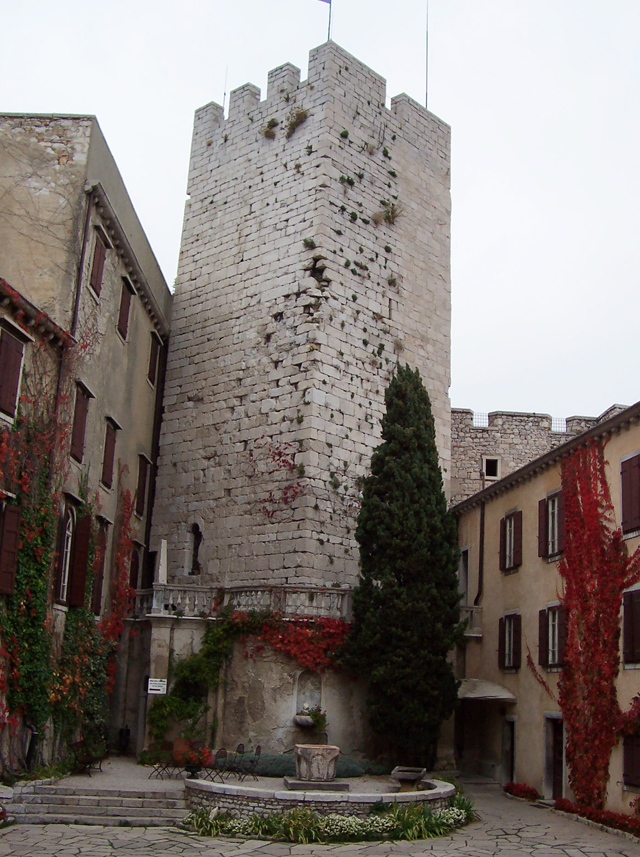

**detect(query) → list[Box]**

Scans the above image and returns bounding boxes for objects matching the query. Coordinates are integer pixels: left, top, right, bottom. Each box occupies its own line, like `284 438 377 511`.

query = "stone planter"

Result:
391 766 427 792
293 715 315 728
294 744 340 781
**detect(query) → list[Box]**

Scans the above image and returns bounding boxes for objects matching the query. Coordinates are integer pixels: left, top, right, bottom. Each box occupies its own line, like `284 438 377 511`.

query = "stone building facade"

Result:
450 406 629 505
149 42 452 753
0 114 172 759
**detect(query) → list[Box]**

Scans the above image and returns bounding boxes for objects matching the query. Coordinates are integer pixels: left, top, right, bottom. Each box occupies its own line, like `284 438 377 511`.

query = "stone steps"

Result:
9 783 189 827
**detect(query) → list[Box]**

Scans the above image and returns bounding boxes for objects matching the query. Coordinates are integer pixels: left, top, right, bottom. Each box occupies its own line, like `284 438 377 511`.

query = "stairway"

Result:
8 782 189 826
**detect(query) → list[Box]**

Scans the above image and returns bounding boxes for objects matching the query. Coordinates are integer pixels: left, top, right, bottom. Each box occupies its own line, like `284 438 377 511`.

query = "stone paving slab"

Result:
1 783 640 855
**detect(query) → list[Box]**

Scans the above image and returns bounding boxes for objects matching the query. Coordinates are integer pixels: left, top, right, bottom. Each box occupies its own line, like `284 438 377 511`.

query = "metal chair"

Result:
237 745 261 781
201 747 228 783
229 743 245 777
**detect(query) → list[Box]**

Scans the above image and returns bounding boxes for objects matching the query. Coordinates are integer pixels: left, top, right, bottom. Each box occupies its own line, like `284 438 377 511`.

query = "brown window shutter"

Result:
538 609 549 667
0 505 21 595
0 331 24 417
136 456 149 517
624 735 640 788
622 455 640 534
68 514 91 608
101 422 117 489
89 234 106 296
512 614 522 669
91 522 107 615
557 491 566 553
498 617 506 669
538 499 548 558
499 517 506 571
70 386 90 462
117 280 133 339
148 335 159 385
512 510 523 568
632 591 640 663
129 547 140 590
557 605 567 666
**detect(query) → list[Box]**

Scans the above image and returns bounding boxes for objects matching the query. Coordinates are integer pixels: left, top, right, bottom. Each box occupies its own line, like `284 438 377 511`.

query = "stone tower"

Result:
149 42 451 751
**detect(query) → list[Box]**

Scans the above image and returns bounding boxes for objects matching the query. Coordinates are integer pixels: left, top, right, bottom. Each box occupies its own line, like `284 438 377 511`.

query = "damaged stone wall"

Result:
152 42 452 591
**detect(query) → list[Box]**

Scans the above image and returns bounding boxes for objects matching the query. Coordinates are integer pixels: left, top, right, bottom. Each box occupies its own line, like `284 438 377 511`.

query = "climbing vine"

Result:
558 439 640 809
148 609 350 742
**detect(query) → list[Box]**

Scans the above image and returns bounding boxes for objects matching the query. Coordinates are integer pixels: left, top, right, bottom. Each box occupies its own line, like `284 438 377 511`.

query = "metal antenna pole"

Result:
222 66 229 115
328 0 332 42
425 0 429 109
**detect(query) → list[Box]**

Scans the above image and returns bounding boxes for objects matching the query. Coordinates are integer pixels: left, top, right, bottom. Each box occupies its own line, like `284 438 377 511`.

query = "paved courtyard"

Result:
0 783 639 856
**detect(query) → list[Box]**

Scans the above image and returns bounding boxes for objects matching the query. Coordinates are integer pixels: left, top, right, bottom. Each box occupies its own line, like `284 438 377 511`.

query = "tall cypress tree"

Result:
346 365 462 765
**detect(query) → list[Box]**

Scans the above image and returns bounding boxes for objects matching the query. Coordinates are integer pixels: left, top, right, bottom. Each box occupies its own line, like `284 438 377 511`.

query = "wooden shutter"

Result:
0 331 24 417
136 456 148 517
498 617 506 669
0 505 21 595
557 605 567 666
91 522 107 615
70 386 89 462
623 735 640 788
621 455 640 534
499 518 506 571
538 499 548 558
129 547 140 590
632 591 640 664
68 514 91 607
512 614 522 669
148 335 159 385
557 491 565 553
538 609 549 667
624 591 634 663
89 234 106 296
117 280 133 339
512 510 523 568
101 422 117 488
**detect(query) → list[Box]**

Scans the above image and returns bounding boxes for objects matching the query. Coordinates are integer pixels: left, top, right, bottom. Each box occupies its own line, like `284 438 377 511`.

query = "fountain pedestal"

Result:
284 744 349 792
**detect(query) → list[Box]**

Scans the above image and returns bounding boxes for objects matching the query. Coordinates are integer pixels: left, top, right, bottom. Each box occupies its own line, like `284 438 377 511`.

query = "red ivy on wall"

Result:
559 439 640 809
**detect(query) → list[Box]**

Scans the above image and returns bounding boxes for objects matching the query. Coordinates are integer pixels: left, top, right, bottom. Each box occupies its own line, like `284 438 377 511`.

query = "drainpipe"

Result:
474 501 485 606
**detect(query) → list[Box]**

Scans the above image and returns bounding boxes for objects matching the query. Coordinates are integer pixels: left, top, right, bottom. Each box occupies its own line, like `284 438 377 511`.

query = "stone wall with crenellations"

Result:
151 42 452 593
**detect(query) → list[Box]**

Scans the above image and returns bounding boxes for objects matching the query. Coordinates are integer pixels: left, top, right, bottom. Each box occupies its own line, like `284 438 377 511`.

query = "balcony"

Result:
461 605 482 638
133 583 352 621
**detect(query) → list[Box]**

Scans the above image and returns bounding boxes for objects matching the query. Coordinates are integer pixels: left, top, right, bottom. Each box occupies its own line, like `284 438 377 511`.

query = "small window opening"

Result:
190 523 202 575
484 458 499 478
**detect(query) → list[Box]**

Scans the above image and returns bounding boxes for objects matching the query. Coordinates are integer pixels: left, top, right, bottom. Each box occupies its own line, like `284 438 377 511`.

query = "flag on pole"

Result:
317 0 330 4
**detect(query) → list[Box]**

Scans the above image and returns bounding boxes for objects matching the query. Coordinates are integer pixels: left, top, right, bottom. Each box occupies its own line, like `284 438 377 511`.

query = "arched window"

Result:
58 507 75 603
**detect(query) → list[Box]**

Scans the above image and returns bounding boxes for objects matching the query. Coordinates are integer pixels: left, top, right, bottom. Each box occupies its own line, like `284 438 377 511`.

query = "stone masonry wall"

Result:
152 43 452 591
450 409 598 506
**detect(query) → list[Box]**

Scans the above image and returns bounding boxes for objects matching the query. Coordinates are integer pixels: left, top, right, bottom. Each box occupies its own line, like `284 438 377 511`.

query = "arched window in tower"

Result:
190 523 202 575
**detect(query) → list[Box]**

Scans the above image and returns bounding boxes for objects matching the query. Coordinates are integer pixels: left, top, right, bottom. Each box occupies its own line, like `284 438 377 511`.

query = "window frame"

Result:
100 418 120 490
70 382 94 463
0 501 21 596
88 227 110 298
499 510 522 572
621 453 640 536
623 589 640 665
0 321 30 421
117 277 136 341
135 454 150 517
539 604 567 668
499 613 522 670
147 332 161 387
57 506 76 605
538 492 565 559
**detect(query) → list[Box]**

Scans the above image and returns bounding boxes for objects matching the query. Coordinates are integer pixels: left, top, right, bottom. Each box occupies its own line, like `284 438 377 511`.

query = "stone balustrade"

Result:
461 605 482 637
134 583 352 620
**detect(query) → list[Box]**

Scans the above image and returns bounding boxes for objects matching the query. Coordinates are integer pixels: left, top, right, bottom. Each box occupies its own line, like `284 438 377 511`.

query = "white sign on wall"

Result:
147 678 167 695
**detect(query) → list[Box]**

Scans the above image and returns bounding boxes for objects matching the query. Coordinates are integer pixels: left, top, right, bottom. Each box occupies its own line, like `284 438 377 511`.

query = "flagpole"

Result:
425 0 429 109
328 0 332 42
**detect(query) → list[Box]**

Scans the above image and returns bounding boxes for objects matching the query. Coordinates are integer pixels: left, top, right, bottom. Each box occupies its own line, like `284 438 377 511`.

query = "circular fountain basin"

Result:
185 775 455 818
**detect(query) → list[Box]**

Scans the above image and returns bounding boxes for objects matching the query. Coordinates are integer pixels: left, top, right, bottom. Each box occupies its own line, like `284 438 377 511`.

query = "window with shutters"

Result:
623 734 640 788
147 333 160 386
621 454 640 536
0 502 21 596
539 605 566 668
135 455 149 517
0 327 25 419
499 510 522 572
623 590 640 665
91 518 108 615
100 419 119 489
89 229 108 297
129 544 142 590
70 383 93 463
538 492 565 558
499 613 522 670
57 506 75 604
117 278 135 340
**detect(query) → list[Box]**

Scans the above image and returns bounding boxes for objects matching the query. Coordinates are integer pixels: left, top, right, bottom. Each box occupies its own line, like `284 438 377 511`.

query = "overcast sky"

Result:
3 1 639 420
